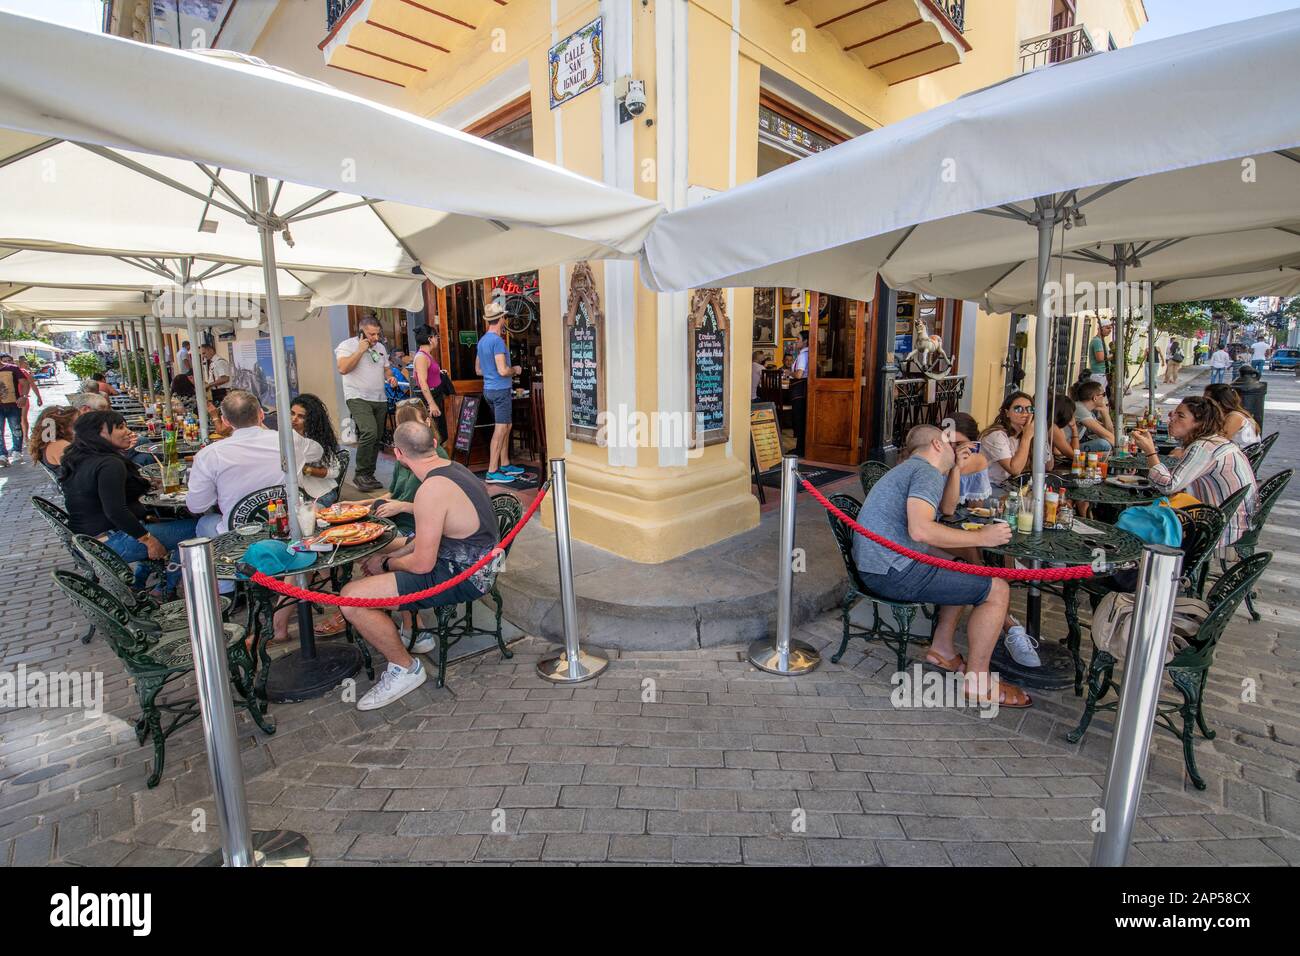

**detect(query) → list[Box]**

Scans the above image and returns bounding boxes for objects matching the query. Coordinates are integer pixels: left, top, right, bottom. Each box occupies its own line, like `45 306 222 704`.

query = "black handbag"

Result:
436 368 456 397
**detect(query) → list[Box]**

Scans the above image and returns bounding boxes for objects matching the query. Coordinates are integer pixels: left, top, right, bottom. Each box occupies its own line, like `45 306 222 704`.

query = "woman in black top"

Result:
60 411 198 595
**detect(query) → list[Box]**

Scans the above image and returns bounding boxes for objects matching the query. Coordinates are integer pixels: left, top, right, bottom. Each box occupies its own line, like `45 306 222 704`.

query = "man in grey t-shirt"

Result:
850 425 1028 708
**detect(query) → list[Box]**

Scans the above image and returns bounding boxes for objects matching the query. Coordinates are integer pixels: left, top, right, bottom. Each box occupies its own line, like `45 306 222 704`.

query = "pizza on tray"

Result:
317 502 371 524
317 521 386 547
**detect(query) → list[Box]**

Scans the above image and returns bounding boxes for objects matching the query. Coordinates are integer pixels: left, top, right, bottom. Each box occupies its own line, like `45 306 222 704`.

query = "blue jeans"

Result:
1210 367 1227 384
1081 437 1113 454
0 405 21 454
1252 360 1266 374
104 517 199 592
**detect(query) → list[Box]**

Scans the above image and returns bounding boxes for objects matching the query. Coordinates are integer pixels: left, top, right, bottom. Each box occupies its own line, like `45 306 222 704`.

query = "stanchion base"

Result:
990 636 1076 691
747 638 821 676
536 649 609 684
264 643 362 703
198 829 312 867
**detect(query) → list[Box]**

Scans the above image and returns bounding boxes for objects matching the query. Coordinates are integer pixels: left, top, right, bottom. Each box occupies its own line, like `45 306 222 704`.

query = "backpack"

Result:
1090 590 1207 662
1116 499 1183 548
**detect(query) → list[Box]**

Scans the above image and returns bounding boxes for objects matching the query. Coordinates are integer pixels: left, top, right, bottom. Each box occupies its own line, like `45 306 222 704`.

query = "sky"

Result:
1136 0 1300 42
0 0 102 32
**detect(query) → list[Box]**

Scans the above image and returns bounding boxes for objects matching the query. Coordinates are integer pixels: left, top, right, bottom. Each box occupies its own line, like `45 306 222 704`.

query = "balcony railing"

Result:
933 0 966 34
890 375 966 450
326 0 361 33
1018 24 1097 73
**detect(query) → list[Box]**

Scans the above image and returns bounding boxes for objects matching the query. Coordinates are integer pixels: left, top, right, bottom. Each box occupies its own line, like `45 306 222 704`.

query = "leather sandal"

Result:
314 611 347 636
924 650 966 673
977 680 1033 709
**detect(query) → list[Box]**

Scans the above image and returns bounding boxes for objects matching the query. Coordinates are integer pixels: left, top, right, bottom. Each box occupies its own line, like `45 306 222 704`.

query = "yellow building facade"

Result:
110 0 1147 563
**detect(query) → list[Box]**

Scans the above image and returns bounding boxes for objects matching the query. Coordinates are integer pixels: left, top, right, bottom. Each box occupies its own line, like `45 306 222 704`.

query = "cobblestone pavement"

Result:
1 375 1296 866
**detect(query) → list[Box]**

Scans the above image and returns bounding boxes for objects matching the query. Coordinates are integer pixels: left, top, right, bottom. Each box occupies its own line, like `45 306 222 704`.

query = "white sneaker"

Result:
1004 625 1041 668
409 631 436 655
356 659 427 711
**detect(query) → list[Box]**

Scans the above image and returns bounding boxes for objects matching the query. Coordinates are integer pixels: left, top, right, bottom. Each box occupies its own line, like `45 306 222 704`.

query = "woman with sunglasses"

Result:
1132 397 1257 550
979 392 1035 486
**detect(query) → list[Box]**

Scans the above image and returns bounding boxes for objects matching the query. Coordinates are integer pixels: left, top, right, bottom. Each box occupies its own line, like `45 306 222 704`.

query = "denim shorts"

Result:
858 559 992 607
484 388 512 425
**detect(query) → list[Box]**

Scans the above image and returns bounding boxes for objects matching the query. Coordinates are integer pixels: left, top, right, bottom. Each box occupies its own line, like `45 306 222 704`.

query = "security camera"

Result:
624 80 646 117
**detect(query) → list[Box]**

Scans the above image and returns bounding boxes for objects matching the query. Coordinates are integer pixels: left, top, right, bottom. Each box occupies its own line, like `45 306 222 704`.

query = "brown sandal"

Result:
314 611 347 636
977 679 1033 709
924 650 966 673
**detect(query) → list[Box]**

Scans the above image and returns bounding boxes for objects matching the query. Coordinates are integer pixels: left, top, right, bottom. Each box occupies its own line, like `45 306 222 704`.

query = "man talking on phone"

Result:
336 316 397 491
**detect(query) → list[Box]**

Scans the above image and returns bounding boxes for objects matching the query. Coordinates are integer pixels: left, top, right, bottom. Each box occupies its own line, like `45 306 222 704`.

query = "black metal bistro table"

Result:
212 519 397 702
136 439 206 458
140 490 191 515
1104 453 1179 475
976 518 1143 693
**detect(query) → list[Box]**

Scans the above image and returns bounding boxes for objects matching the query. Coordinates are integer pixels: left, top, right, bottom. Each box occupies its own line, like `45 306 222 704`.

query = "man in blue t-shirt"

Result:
475 301 522 483
852 425 1028 708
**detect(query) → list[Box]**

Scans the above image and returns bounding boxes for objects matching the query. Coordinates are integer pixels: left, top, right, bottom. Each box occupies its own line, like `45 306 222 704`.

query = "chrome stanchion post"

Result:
537 458 609 683
180 538 311 868
748 455 821 676
1091 543 1183 867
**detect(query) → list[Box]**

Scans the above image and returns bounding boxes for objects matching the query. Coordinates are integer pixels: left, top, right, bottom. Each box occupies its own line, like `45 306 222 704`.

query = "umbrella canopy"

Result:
0 248 421 313
639 9 1300 299
0 12 662 287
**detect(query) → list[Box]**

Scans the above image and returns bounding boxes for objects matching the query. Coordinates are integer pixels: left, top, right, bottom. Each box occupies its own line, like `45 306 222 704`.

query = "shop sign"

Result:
758 105 835 156
689 288 730 447
549 18 603 110
566 261 605 442
459 330 479 347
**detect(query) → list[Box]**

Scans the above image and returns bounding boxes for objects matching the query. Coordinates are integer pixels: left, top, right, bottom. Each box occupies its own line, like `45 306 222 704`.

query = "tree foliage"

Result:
66 351 106 381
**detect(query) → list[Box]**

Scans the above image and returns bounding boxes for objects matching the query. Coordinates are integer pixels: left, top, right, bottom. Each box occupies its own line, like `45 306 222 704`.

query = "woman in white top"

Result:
979 391 1035 486
290 394 343 504
1204 383 1261 448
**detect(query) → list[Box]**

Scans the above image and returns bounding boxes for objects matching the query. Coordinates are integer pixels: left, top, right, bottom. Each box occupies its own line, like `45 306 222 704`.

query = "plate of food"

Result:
966 506 992 518
1105 474 1151 489
316 502 372 524
315 521 387 547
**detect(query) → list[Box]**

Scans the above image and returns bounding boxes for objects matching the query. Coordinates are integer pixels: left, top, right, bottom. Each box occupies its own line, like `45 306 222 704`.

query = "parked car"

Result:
1269 347 1300 371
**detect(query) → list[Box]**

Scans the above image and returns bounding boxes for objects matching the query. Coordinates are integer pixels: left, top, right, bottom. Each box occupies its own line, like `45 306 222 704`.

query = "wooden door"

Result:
806 293 866 465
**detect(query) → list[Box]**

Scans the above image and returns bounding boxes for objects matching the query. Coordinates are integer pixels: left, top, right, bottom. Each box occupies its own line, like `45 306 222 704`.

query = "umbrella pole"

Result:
187 311 210 442
1023 198 1056 645
140 316 156 408
154 313 174 423
251 174 360 703
116 322 129 392
1113 251 1127 447
1146 292 1157 416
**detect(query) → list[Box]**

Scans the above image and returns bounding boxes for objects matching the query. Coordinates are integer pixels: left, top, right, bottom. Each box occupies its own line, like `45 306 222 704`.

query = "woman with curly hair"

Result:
1132 396 1257 549
30 404 78 471
1203 382 1261 449
289 393 343 506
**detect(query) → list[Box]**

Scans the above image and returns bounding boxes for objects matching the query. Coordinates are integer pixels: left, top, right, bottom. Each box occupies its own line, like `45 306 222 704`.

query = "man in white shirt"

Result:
790 330 810 456
1251 338 1271 375
175 340 191 377
335 316 396 492
1209 343 1232 385
750 351 765 403
199 342 232 403
187 390 322 537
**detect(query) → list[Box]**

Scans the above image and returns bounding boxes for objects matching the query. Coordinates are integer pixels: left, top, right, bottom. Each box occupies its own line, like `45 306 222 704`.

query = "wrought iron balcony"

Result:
934 0 965 34
326 0 361 32
1019 24 1097 73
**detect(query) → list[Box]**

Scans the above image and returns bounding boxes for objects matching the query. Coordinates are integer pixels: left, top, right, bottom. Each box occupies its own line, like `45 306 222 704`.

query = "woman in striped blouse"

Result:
1132 397 1257 549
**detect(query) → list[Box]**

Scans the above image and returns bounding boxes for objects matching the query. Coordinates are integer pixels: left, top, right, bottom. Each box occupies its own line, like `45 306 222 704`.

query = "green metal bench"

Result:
1067 551 1272 790
52 569 274 788
407 494 524 688
73 533 231 632
824 492 931 673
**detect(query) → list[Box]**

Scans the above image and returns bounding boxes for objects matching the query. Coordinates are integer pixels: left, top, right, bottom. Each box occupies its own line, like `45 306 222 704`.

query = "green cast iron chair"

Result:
73 534 231 632
33 495 111 644
407 493 524 688
858 460 890 499
1067 552 1272 790
1222 469 1291 621
1243 432 1278 475
824 492 931 674
51 569 274 788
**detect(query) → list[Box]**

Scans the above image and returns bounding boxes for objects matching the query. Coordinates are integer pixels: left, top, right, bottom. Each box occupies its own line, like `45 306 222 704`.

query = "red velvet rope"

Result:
249 484 550 607
800 477 1097 581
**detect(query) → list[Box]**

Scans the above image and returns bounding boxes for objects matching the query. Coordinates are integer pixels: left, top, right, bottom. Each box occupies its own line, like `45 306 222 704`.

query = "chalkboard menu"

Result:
689 288 730 447
565 261 605 443
694 306 726 432
569 303 599 430
453 393 482 455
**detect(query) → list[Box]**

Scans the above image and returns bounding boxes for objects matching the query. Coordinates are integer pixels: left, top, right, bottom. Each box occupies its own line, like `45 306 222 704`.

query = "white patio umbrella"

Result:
640 8 1300 536
0 9 662 699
